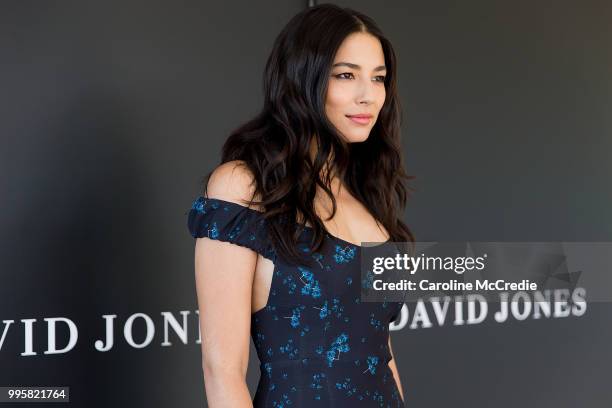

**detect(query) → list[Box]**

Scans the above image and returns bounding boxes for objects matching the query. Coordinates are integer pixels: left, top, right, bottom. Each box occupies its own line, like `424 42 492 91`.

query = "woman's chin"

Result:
342 132 371 143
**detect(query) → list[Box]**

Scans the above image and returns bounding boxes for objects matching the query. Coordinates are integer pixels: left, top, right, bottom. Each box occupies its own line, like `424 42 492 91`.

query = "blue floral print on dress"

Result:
326 333 350 367
298 267 322 298
187 196 406 407
363 356 380 375
333 244 357 264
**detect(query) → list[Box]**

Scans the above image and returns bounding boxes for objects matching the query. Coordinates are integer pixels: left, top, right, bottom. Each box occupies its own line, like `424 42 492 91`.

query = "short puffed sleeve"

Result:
187 196 277 263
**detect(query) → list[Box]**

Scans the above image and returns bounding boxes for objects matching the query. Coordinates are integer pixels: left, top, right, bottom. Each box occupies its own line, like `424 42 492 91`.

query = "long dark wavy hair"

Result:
202 4 416 266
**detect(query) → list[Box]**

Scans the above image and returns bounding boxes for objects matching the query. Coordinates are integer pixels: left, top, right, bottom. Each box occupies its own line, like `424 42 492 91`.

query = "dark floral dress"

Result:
187 196 405 407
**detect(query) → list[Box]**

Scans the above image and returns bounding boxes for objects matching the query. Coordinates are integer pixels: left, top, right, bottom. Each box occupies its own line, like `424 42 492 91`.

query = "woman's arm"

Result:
194 161 260 407
388 335 405 403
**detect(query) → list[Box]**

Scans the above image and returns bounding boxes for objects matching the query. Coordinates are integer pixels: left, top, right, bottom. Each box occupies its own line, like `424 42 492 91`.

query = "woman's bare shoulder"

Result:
205 160 264 212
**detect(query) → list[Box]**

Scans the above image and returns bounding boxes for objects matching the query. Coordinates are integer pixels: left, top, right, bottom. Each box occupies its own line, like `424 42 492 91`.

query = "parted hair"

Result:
202 3 416 266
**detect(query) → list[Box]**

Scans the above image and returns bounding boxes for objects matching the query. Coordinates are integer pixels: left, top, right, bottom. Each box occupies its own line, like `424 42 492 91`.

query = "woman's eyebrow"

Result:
332 62 387 71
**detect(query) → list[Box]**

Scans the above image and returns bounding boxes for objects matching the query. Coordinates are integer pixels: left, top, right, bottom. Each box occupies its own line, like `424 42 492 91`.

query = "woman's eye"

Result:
335 72 354 79
334 73 386 82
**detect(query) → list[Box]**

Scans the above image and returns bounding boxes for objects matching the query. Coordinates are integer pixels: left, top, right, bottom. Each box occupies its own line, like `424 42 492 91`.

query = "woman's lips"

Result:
346 114 372 125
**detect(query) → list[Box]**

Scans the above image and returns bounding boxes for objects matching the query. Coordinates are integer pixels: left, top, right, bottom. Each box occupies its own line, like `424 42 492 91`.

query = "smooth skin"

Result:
195 31 405 407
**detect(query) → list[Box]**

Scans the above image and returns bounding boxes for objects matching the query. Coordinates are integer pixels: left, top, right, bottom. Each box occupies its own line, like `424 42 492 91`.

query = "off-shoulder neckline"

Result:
194 195 391 250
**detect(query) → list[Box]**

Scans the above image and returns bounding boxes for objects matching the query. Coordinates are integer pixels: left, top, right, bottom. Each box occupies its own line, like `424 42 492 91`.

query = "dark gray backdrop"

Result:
1 1 611 407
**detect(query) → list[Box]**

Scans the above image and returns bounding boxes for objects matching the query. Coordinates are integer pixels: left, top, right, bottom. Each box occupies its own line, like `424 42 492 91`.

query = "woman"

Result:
188 4 415 407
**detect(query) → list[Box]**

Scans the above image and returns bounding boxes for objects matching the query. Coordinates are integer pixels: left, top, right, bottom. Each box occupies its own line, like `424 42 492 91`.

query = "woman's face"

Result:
325 32 387 143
